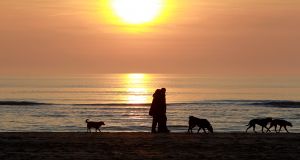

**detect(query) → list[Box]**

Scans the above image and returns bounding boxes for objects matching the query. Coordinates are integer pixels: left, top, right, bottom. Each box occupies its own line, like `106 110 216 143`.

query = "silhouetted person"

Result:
158 88 169 133
149 89 161 133
149 88 169 133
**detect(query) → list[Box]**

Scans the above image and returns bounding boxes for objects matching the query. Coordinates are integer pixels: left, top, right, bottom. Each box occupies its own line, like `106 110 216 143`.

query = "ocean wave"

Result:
0 101 51 106
185 100 300 108
250 100 300 108
1 100 300 108
74 102 206 106
74 103 151 106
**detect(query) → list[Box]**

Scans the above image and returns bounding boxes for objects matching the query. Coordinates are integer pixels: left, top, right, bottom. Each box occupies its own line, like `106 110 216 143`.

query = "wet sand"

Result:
0 132 299 160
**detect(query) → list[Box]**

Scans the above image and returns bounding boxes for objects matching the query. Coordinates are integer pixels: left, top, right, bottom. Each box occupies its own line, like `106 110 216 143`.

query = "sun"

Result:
111 0 163 24
96 0 176 32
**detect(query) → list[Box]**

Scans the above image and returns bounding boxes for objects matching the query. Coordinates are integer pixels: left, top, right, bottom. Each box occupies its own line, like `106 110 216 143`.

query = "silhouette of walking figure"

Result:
149 88 169 133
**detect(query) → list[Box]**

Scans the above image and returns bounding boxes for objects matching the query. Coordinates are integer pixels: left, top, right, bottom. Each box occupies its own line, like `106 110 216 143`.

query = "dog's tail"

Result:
245 124 249 126
86 119 89 123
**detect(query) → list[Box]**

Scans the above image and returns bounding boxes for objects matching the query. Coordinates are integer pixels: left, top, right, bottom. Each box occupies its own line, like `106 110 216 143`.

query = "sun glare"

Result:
128 73 145 80
111 0 163 24
123 74 151 104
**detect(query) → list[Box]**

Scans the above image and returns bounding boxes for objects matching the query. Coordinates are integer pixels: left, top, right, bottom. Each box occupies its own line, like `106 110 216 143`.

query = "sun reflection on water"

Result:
123 74 151 104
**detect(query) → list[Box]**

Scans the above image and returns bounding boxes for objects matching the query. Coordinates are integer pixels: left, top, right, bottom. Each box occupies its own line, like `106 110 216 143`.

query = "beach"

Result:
0 132 299 160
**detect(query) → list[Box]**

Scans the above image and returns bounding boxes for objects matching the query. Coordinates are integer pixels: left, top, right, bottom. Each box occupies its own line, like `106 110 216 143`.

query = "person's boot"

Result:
162 127 170 133
157 125 164 133
164 128 170 133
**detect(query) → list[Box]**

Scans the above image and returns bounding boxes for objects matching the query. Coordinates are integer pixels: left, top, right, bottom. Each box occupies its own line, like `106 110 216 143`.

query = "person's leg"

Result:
157 115 170 133
161 114 169 133
151 116 158 133
157 116 165 133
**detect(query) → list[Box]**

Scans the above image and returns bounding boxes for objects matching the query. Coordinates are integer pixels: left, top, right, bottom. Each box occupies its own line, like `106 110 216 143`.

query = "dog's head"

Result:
266 117 273 122
99 121 105 126
189 116 196 120
207 125 214 133
287 121 293 127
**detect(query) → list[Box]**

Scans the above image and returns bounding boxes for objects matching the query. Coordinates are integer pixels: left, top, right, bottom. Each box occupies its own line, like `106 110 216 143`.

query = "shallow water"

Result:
0 74 300 132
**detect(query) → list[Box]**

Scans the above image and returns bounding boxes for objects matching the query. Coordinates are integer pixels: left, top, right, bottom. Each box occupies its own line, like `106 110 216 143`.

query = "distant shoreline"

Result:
1 132 299 160
1 99 300 108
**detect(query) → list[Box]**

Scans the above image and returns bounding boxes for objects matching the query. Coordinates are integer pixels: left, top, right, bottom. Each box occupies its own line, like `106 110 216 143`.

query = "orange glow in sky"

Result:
0 0 299 75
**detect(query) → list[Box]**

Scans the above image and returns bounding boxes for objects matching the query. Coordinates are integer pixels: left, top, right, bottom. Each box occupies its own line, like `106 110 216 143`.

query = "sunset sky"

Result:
0 0 299 75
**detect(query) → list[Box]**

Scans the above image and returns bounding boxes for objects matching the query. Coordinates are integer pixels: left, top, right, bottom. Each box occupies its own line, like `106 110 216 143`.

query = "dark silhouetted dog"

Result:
188 116 213 133
268 119 293 133
245 117 272 133
86 119 105 133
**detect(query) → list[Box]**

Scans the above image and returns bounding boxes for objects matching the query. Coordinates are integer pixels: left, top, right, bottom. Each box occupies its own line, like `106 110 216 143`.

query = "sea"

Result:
0 74 300 133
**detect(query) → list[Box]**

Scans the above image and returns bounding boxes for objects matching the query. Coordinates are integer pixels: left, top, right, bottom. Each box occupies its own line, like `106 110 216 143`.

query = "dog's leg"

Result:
188 126 194 134
261 126 264 133
197 127 201 133
279 126 282 133
246 125 252 133
253 125 257 133
188 127 192 134
189 124 196 134
203 128 207 134
275 125 278 133
284 126 289 133
265 127 271 133
267 124 273 133
266 127 270 133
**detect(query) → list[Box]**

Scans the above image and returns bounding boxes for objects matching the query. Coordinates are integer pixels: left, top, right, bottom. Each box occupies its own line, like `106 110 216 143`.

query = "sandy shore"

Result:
0 132 299 160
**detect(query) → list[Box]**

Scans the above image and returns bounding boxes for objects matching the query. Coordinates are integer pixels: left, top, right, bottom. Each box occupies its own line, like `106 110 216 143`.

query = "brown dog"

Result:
268 119 293 133
86 119 105 132
245 117 272 133
188 116 213 133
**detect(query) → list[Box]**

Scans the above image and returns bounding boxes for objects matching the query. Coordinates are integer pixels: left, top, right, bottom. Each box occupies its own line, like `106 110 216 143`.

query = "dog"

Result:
268 119 293 133
245 117 272 133
188 116 213 133
86 119 105 132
